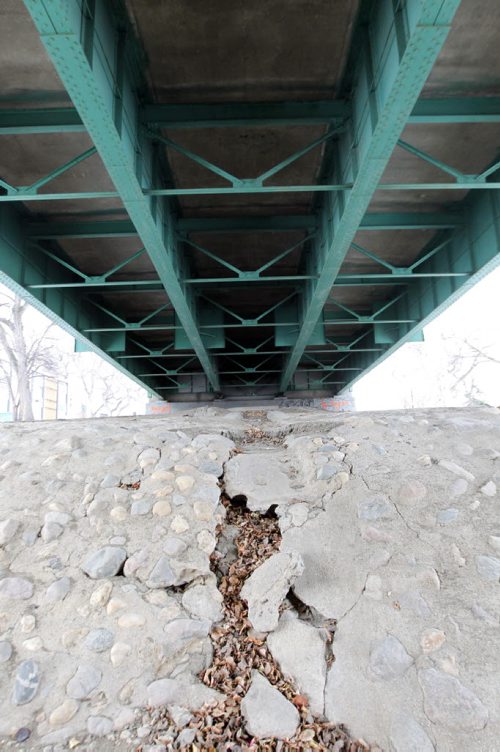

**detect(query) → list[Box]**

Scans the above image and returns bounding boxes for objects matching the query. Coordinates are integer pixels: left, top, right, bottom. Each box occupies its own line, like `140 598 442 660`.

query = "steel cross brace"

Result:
23 0 219 392
279 0 462 391
0 205 162 395
338 189 500 392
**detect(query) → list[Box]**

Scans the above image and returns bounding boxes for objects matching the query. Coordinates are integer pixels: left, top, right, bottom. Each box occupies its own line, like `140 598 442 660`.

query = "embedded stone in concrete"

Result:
182 582 223 622
241 671 299 740
0 518 19 544
476 555 500 582
12 660 40 705
82 546 127 578
267 610 327 715
419 669 489 731
0 641 12 663
66 665 102 699
0 576 33 600
368 635 413 680
240 551 304 632
146 678 220 709
84 628 114 652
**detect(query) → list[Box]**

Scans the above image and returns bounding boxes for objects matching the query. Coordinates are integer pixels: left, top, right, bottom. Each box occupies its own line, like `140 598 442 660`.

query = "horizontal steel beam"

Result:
4 182 496 204
26 211 462 240
0 108 86 135
4 97 499 136
142 100 349 128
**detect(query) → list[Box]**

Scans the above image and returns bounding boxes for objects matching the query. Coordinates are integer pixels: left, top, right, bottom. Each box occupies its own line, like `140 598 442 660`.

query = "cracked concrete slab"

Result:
0 405 499 750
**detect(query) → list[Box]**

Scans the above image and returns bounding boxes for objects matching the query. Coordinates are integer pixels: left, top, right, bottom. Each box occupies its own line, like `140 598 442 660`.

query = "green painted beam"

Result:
0 108 85 134
141 100 349 128
2 180 492 203
142 96 500 128
23 0 219 392
27 219 137 239
5 97 498 136
339 189 500 392
280 0 462 392
0 205 162 395
409 97 500 124
26 212 461 239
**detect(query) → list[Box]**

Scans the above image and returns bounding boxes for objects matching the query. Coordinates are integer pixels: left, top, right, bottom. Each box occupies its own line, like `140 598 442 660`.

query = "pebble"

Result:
449 478 468 497
488 535 500 553
100 474 120 488
480 481 496 497
131 500 152 515
41 521 63 542
46 576 71 602
49 699 79 726
437 508 459 525
193 501 213 521
476 555 500 582
419 668 488 730
0 576 33 600
66 665 102 699
163 537 187 556
82 546 127 578
175 475 195 492
182 583 223 621
438 460 475 482
15 727 31 743
87 715 113 737
110 506 128 521
90 581 113 608
152 500 172 516
358 497 394 521
0 518 20 544
85 628 114 652
23 637 43 651
44 511 71 526
369 635 413 680
118 612 146 628
197 529 216 553
420 629 446 653
110 642 131 667
20 614 36 633
170 515 189 534
0 640 12 662
12 660 40 705
147 556 176 587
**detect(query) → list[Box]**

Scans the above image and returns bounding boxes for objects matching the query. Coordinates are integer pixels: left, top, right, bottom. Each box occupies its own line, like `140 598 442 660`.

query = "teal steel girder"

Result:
337 189 500 392
0 204 163 396
279 0 462 392
26 212 462 240
5 96 499 134
22 0 220 393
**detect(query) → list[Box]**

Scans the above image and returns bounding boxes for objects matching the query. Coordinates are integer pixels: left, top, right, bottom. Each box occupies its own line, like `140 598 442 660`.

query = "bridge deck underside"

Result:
0 0 499 398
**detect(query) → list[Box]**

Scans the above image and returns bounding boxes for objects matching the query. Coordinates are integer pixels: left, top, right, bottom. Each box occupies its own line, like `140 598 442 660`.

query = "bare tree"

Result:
0 292 59 421
63 352 145 418
447 337 500 405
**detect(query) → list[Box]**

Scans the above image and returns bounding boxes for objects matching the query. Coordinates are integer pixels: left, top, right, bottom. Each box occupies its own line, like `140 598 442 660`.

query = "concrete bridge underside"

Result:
0 0 499 399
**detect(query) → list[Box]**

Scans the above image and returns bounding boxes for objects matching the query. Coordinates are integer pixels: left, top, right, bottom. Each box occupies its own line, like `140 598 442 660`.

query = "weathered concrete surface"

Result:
0 406 499 750
0 411 241 748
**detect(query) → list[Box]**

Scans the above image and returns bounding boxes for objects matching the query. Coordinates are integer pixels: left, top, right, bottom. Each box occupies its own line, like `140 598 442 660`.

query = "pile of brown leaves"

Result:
144 498 369 751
